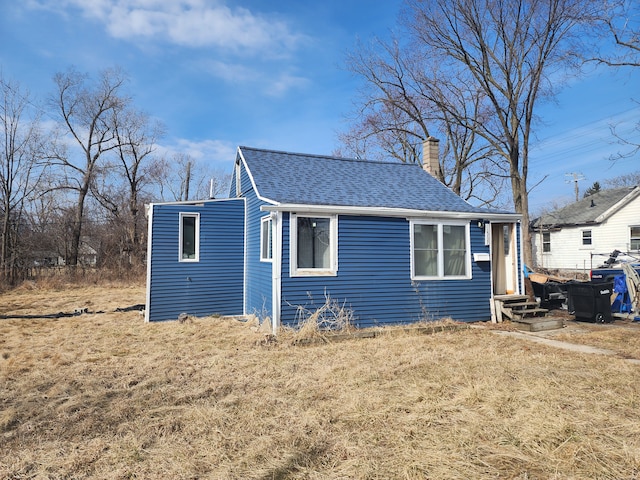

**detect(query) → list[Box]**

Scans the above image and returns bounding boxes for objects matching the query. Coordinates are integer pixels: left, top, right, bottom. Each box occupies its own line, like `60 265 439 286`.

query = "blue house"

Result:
145 146 523 331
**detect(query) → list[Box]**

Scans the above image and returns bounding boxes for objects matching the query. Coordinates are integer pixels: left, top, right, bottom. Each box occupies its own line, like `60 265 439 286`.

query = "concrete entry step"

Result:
512 317 565 332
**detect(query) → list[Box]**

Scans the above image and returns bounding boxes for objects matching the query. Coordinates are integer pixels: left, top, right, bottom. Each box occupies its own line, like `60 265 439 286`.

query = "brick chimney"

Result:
422 137 441 180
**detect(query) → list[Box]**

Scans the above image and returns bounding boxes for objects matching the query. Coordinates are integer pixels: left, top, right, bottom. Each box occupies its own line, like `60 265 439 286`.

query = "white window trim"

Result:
542 231 551 253
179 212 200 262
580 229 593 249
260 215 273 262
410 220 471 280
235 161 241 197
290 213 337 277
630 225 640 251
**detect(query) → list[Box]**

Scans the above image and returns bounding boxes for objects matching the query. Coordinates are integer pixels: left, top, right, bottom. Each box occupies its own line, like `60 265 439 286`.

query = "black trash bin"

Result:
567 282 613 323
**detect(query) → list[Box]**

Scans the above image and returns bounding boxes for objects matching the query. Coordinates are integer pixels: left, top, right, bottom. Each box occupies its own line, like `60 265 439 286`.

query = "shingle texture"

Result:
533 187 636 228
239 146 505 214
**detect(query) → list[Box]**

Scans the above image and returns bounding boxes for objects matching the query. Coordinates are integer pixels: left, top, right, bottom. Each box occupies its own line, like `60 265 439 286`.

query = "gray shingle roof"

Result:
533 187 637 228
238 146 509 215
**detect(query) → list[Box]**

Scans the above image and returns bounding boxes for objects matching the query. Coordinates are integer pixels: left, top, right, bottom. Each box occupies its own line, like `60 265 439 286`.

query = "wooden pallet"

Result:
512 317 565 332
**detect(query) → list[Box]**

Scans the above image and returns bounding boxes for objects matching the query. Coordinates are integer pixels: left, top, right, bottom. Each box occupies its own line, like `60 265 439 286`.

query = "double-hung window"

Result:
411 221 470 279
291 214 337 276
542 232 551 253
260 216 273 261
179 212 199 262
582 230 592 246
631 226 640 251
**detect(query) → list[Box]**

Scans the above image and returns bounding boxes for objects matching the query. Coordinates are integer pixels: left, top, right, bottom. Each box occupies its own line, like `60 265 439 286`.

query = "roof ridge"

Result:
238 145 419 167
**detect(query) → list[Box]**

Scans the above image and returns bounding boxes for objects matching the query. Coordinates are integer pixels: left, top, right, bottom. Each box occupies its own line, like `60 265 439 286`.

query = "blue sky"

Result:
1 0 638 213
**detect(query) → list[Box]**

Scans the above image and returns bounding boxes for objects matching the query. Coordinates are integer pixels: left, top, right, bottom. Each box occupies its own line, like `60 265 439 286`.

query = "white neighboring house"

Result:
531 186 640 272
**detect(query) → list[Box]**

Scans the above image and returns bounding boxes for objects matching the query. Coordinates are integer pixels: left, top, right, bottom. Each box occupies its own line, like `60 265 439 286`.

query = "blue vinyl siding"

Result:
279 214 492 328
147 199 245 321
237 160 273 318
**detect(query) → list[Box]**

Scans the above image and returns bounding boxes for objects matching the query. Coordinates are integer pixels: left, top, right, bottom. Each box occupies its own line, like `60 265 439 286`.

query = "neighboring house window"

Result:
582 230 592 246
179 213 199 261
631 226 640 251
290 214 337 276
411 221 470 280
260 216 273 261
542 232 551 253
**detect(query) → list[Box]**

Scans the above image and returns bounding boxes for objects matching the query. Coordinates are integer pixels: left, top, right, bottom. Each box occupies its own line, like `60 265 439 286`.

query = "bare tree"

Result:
585 0 640 67
342 36 508 205
603 170 640 188
345 0 593 265
151 153 230 202
49 67 129 267
90 107 164 266
581 2 639 162
22 189 68 269
0 75 47 283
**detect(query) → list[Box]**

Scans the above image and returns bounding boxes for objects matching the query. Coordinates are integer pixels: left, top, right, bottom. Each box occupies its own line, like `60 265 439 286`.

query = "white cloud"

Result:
199 60 256 83
34 0 304 56
265 72 310 97
157 138 236 165
196 59 310 95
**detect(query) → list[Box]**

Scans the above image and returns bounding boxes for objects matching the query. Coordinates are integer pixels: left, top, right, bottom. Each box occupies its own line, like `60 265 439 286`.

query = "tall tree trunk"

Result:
69 187 88 267
1 205 9 280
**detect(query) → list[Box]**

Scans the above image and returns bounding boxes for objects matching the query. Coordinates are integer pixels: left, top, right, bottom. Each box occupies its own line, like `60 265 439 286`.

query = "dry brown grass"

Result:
1 284 640 479
551 321 640 360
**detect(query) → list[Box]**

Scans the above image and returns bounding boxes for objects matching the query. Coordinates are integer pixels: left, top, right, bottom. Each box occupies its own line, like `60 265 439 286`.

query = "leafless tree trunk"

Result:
155 153 194 202
0 76 47 283
50 68 129 267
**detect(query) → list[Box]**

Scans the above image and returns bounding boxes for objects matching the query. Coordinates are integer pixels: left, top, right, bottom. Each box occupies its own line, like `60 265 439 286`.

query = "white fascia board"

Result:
594 186 640 224
147 198 243 207
236 147 278 206
144 204 154 323
260 203 522 222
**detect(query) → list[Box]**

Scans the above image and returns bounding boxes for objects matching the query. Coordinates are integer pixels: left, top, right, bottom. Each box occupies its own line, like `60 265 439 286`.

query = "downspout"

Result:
272 211 282 335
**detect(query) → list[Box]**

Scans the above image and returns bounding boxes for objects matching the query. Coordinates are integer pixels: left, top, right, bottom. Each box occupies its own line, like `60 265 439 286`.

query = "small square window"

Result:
582 230 592 246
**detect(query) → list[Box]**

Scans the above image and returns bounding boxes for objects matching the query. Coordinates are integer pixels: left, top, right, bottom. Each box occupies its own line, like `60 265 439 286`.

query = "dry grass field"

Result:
1 282 640 479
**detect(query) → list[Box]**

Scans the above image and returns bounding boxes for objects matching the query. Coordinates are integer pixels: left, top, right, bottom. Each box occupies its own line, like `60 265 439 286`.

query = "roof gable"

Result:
237 146 504 215
534 186 639 228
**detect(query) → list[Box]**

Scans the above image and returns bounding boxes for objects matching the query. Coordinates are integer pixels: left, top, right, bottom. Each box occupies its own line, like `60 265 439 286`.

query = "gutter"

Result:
260 203 522 221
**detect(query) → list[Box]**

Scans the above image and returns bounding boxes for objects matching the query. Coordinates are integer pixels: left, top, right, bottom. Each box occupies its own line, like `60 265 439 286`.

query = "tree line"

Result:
0 68 228 285
2 0 638 286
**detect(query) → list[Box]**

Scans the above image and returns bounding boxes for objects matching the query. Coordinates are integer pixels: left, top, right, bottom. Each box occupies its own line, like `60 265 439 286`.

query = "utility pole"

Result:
565 172 585 201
